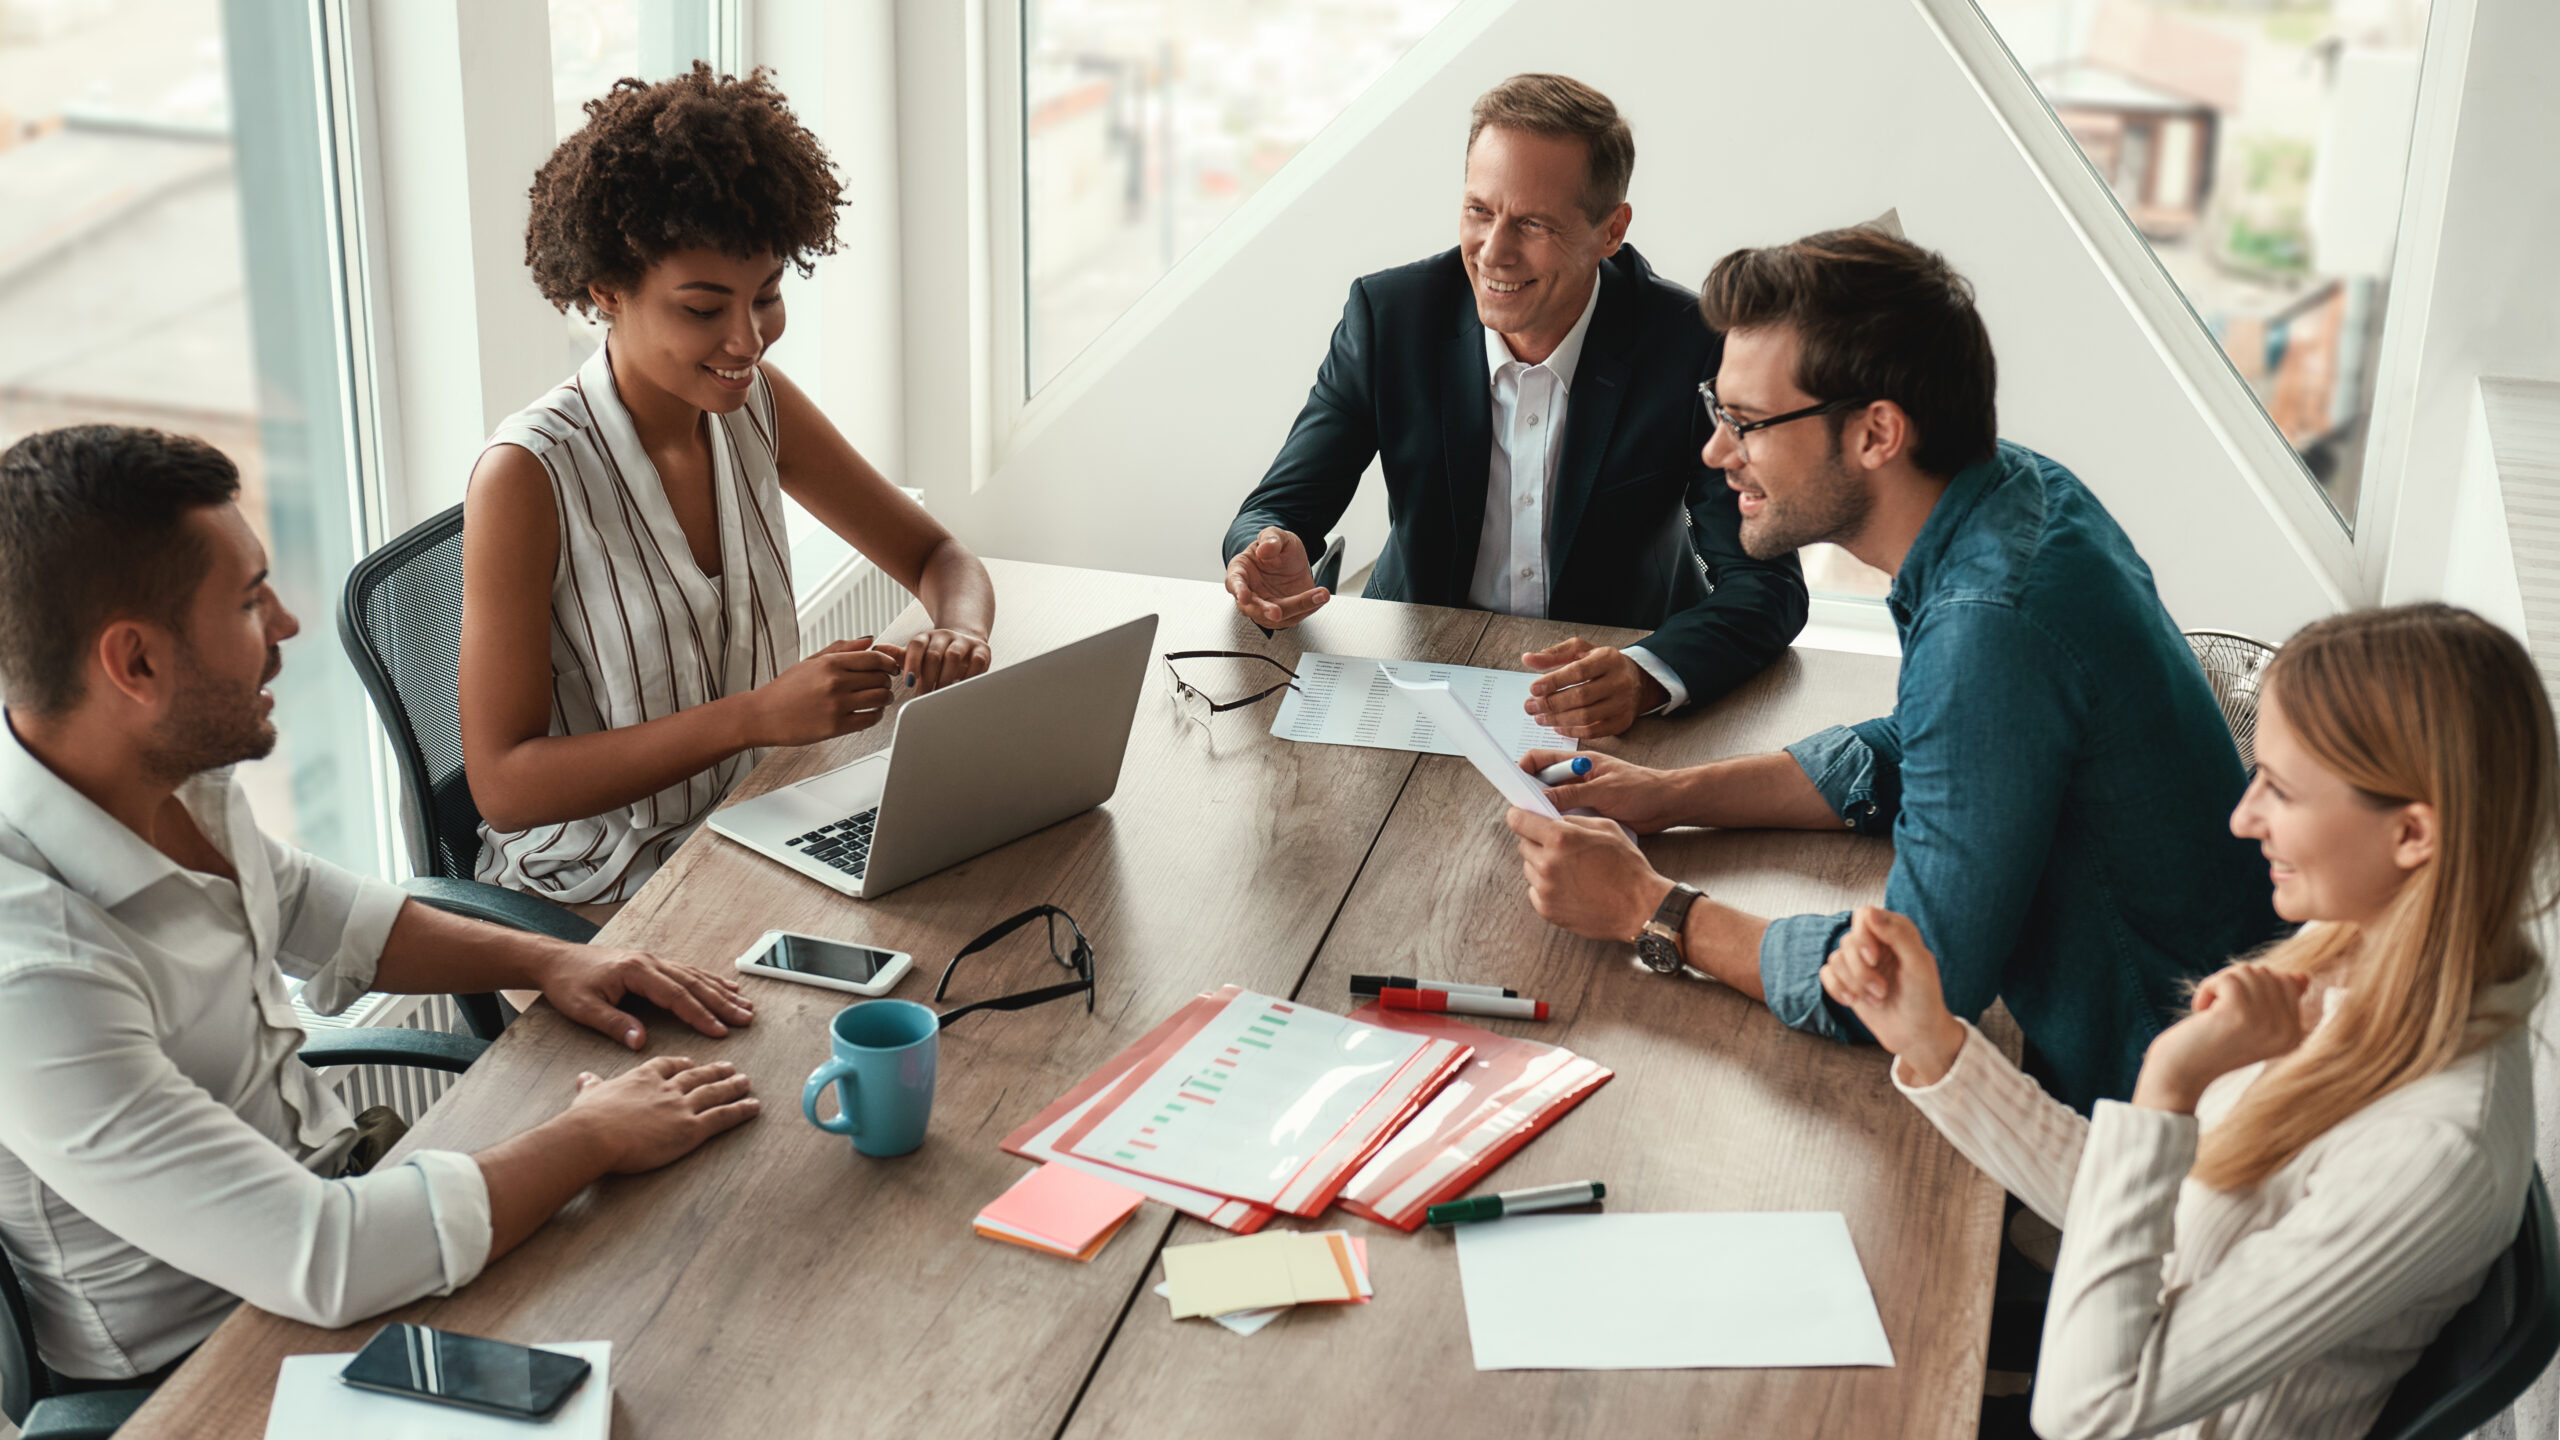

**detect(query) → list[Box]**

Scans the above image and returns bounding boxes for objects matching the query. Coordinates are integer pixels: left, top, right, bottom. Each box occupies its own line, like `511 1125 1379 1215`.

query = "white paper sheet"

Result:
1388 675 1559 817
1455 1213 1895 1370
263 1341 611 1438
1270 654 1569 759
1065 991 1426 1206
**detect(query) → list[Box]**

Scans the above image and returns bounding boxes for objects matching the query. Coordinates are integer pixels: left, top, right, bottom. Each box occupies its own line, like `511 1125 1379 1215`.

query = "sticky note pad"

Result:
975 1164 1144 1260
1162 1231 1368 1319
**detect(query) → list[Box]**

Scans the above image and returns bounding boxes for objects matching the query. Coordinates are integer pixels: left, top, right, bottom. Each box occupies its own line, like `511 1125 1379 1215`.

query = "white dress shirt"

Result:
1895 988 2534 1440
0 720 491 1379
1465 272 1689 712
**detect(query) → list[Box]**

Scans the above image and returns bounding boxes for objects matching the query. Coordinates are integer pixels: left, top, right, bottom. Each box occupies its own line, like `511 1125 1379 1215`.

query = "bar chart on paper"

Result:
1066 991 1434 1208
1271 655 1569 758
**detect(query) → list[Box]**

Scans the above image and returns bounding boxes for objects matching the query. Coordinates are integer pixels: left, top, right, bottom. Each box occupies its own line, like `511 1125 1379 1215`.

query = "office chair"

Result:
1314 534 1346 594
2365 1167 2560 1440
2 1031 487 1440
339 504 601 1042
2183 629 2277 771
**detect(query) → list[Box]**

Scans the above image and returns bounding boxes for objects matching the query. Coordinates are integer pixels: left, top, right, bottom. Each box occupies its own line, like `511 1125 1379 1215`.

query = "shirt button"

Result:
1519 493 1534 509
1519 566 1534 580
1526 413 1542 426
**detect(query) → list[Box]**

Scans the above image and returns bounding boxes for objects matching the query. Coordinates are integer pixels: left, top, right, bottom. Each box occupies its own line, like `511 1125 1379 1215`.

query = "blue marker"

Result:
1535 756 1593 785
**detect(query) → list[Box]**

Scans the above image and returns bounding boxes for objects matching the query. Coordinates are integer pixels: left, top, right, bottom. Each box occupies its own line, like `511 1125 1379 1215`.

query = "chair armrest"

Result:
22 1386 153 1439
1314 533 1346 593
298 1027 488 1074
400 877 599 945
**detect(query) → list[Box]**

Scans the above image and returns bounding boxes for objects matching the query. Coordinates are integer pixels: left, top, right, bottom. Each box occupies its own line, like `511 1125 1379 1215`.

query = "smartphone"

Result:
339 1323 591 1420
735 930 915 996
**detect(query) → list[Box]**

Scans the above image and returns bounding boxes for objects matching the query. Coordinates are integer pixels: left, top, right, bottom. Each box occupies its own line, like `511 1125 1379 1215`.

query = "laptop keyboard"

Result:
784 807 879 880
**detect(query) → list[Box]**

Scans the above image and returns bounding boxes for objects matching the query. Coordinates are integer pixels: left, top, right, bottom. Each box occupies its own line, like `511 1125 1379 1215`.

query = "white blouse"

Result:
0 722 489 1379
475 341 801 904
1898 992 2536 1440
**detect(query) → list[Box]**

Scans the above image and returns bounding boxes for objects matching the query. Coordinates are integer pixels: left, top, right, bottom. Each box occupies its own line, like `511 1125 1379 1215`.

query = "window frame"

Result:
1920 0 2472 606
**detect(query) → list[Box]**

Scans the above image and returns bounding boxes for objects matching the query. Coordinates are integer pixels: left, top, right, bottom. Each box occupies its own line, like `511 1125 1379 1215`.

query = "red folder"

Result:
1331 1003 1614 1231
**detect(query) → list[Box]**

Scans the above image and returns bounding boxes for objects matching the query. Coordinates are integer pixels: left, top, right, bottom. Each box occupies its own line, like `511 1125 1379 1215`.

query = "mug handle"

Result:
802 1058 863 1137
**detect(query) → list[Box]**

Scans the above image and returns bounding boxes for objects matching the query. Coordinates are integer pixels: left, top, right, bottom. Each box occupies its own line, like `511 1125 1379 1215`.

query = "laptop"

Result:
709 613 1159 899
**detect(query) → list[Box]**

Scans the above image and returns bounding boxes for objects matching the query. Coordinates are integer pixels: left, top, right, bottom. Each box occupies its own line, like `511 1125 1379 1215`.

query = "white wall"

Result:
892 0 2343 642
2375 0 2560 605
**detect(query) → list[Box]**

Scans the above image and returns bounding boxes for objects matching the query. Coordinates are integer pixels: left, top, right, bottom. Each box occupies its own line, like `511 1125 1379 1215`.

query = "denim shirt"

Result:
1760 441 2282 1113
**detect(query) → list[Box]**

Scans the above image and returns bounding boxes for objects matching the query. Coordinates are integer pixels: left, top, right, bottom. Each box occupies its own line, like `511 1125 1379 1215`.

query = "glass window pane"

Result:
0 0 382 874
1975 0 2432 530
1804 544 1892 601
550 0 641 141
1023 0 1464 394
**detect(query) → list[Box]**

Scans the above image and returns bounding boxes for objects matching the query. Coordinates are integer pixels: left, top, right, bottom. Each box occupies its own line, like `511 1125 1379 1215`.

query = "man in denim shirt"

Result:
1507 229 2279 1112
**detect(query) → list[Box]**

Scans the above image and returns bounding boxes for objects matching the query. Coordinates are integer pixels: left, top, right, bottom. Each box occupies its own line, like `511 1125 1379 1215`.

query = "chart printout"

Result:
1270 655 1569 758
1067 991 1429 1206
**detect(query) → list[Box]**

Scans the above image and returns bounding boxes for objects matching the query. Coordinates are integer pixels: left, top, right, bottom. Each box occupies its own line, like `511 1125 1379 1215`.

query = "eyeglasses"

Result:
1698 380 1871 462
932 905 1095 1029
1163 650 1299 727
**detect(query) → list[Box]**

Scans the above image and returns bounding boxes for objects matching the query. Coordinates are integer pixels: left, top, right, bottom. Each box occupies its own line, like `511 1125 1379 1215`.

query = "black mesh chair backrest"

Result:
338 504 482 880
3 1237 47 1422
2367 1167 2560 1440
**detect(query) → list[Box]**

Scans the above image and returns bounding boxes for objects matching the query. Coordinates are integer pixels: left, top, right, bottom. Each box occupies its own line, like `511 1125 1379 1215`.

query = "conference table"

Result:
128 559 2010 1439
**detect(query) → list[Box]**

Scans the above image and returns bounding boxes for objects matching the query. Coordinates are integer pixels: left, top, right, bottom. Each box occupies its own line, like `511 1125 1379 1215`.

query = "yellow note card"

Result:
1162 1232 1363 1320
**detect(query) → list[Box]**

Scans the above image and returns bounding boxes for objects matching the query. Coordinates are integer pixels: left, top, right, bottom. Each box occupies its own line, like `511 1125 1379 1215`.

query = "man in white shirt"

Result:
1222 74 1806 736
0 424 762 1386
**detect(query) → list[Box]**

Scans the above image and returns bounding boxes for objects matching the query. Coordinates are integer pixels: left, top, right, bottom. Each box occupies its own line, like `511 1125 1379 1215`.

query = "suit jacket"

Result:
1224 243 1806 703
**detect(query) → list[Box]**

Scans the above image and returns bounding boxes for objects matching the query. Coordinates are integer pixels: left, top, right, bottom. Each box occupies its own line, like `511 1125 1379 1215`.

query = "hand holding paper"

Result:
1387 675 1559 817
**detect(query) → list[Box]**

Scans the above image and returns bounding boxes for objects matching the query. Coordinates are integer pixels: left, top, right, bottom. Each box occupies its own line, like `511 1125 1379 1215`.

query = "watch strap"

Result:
1646 882 1705 942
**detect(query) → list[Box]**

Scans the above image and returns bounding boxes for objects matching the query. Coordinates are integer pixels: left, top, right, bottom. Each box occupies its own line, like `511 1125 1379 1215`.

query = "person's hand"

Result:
1818 906 1966 1085
2132 963 2311 1114
747 638 899 746
536 944 757 1050
1224 526 1330 629
567 1057 759 1173
1517 749 1692 833
897 627 992 695
1507 808 1674 942
1521 639 1668 739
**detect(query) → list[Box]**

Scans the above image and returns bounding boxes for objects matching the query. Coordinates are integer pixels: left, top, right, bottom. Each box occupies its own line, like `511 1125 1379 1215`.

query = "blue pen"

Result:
1535 756 1593 785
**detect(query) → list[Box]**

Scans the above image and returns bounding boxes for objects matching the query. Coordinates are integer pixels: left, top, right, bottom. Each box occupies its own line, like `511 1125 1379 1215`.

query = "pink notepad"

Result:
975 1164 1145 1260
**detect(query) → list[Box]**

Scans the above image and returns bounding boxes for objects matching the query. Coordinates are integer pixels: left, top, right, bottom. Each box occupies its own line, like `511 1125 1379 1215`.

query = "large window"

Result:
0 0 383 874
1976 0 2431 530
1022 0 1462 394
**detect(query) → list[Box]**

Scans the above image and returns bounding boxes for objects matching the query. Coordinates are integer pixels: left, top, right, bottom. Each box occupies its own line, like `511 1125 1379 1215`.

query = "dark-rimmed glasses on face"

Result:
1699 380 1871 462
932 905 1094 1030
1163 650 1299 727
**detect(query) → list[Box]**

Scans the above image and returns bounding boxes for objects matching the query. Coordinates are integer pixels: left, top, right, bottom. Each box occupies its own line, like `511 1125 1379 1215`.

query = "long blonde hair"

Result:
2193 604 2559 1191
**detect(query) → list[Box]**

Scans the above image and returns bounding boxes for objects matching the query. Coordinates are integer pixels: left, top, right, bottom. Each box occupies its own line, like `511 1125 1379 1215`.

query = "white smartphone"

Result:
734 931 914 996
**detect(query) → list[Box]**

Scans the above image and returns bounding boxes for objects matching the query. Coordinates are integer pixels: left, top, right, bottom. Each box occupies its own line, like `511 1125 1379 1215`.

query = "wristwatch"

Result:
1634 883 1707 974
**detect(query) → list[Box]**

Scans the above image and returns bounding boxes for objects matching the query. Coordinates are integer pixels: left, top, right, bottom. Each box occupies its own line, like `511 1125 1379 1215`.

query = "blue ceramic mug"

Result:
801 1000 938 1157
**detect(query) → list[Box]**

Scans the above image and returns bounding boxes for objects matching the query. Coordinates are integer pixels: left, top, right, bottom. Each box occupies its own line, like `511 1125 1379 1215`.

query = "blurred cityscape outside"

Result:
1979 0 2431 531
1023 0 1461 394
0 0 379 872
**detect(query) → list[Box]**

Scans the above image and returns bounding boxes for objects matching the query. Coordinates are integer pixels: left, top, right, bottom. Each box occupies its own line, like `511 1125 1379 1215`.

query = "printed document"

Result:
1271 655 1568 759
1455 1213 1894 1370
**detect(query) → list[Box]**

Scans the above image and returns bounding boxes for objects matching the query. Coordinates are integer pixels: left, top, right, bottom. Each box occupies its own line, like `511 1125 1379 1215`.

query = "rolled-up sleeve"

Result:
0 960 490 1330
263 829 406 1016
1760 603 2083 1045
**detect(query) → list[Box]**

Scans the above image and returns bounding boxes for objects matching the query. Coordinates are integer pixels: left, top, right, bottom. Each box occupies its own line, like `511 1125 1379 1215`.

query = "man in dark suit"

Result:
1223 74 1806 737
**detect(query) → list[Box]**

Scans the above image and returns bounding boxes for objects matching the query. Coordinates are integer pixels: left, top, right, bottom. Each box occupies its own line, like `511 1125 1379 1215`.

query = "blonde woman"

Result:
1822 603 2551 1440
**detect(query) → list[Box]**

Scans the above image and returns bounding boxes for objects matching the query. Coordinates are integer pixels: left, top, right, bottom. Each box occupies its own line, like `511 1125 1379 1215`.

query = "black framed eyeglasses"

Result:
1698 380 1871 461
932 905 1095 1029
1163 650 1299 727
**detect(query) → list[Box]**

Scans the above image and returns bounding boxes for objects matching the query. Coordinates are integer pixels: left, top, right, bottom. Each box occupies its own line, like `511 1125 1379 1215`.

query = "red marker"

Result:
1380 986 1550 1021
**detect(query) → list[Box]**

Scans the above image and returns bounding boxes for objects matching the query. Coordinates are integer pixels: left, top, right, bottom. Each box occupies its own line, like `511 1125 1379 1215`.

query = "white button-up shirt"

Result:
1464 272 1690 712
0 720 491 1379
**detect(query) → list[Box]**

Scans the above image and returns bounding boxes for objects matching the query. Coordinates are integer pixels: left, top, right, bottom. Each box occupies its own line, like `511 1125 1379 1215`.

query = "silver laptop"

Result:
709 613 1159 899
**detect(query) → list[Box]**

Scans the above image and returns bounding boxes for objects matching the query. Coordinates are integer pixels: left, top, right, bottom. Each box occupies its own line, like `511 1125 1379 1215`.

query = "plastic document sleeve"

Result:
1333 1004 1615 1231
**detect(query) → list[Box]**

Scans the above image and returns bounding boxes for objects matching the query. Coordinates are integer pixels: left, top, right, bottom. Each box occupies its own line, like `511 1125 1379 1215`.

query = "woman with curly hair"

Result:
1823 603 2551 1439
461 65 994 910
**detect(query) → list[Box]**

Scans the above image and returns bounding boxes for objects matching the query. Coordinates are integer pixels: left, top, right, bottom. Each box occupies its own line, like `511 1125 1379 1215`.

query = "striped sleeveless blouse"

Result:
474 340 801 903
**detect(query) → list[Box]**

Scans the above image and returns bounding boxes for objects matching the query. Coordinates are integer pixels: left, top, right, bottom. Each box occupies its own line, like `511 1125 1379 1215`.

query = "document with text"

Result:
1270 654 1570 759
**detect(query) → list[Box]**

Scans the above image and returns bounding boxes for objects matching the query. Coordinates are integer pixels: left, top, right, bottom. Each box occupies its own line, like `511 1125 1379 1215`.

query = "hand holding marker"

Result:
1535 756 1593 786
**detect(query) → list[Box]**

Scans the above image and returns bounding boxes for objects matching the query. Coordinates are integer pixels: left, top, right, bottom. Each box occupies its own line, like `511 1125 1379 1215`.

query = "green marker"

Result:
1427 1180 1606 1227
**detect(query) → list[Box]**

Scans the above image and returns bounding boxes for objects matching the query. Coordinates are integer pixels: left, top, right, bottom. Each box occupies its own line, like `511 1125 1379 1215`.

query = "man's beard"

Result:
143 646 279 783
1739 442 1872 561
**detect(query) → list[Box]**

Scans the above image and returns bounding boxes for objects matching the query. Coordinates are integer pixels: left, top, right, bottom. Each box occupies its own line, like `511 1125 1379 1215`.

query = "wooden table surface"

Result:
125 560 2001 1440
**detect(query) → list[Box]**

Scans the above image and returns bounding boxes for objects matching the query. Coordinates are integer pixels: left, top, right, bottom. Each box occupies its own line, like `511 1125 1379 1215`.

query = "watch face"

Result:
1635 933 1681 974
